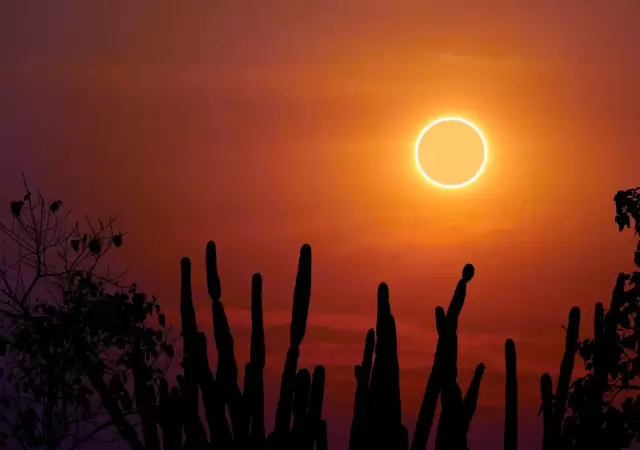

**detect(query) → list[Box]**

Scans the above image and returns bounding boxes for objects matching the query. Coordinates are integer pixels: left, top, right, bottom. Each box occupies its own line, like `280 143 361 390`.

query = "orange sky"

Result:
2 2 640 449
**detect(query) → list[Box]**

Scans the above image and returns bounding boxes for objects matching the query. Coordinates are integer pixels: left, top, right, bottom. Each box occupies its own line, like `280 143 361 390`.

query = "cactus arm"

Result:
349 329 375 450
540 373 555 450
248 274 267 446
462 363 485 438
504 339 517 450
274 245 312 437
205 241 245 440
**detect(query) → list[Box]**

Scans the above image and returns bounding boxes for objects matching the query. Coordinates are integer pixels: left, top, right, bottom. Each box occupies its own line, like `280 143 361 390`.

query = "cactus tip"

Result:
462 263 475 282
206 241 217 257
300 243 312 257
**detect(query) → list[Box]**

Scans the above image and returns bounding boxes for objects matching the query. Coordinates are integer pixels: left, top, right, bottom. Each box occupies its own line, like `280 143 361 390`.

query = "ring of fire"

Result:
414 117 488 189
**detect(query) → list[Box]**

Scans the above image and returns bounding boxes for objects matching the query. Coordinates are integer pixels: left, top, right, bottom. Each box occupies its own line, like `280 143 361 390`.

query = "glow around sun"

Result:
414 117 488 189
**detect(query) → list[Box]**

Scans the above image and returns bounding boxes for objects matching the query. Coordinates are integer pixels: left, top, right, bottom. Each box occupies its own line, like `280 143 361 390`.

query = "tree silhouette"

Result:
537 186 640 450
0 177 327 450
0 179 173 450
531 186 640 450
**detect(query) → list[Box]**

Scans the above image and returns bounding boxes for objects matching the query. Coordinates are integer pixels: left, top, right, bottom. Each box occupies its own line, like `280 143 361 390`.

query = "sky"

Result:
2 1 640 449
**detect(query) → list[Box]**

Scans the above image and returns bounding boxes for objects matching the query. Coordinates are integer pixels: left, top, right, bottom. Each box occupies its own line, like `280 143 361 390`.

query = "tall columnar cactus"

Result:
180 256 228 449
410 264 483 450
267 244 327 450
349 328 375 450
349 283 408 450
249 273 266 447
272 244 312 438
157 378 183 450
349 264 499 450
206 242 246 441
144 242 326 450
539 306 580 450
504 339 518 450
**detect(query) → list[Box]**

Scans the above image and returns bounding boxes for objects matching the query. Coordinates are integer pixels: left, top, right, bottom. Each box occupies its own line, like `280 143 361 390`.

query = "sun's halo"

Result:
414 117 488 189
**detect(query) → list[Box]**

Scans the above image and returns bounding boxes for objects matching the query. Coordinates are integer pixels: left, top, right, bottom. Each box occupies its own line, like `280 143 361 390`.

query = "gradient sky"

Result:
2 2 640 449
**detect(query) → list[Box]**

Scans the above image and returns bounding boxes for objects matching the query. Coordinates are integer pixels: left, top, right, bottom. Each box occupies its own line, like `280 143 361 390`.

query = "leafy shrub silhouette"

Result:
537 186 640 450
0 179 173 450
0 182 327 450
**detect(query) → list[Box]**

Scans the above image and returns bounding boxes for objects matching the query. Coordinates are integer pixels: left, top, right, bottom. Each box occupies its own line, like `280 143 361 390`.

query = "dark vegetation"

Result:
0 180 638 450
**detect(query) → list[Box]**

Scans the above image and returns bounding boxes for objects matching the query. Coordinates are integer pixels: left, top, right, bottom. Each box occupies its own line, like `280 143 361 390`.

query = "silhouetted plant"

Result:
539 306 580 450
535 187 640 450
614 187 640 238
349 264 513 450
0 178 173 450
164 241 327 450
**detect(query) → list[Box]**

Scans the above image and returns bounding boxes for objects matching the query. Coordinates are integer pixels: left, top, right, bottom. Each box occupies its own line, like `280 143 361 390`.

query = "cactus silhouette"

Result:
9 179 640 450
539 306 580 450
349 264 522 450
349 282 408 450
504 339 518 450
171 241 327 450
348 265 498 450
267 243 327 450
111 242 326 450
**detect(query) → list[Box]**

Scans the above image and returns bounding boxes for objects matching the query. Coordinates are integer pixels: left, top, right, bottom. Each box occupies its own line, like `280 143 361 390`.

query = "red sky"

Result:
2 2 640 449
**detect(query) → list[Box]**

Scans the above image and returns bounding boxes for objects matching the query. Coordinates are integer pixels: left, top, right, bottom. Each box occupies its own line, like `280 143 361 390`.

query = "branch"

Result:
0 411 27 450
66 418 121 450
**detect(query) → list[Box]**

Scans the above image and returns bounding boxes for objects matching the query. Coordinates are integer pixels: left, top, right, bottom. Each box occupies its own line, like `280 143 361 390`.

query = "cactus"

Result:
368 283 403 444
409 265 480 450
286 365 327 450
349 264 497 450
462 362 485 439
348 282 408 450
157 378 183 450
347 264 527 450
180 256 229 449
249 273 266 447
206 242 246 441
129 242 325 450
539 306 580 450
504 339 517 450
268 244 327 449
209 242 324 449
349 328 375 450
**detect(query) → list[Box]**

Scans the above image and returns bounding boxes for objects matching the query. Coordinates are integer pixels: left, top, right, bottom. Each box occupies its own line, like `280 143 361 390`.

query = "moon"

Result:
415 117 488 189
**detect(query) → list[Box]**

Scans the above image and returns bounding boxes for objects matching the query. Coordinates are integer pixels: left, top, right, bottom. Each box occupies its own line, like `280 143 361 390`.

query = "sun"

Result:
414 117 488 189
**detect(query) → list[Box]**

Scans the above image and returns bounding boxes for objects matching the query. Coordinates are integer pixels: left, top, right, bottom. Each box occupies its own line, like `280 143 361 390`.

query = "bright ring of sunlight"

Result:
414 117 488 189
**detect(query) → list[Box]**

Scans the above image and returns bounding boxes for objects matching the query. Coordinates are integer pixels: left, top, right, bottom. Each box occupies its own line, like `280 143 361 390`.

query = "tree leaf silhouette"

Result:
10 200 23 217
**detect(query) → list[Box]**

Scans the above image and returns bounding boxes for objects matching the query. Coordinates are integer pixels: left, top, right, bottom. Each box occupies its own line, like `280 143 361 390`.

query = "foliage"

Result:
614 187 640 237
553 186 640 449
0 177 173 450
